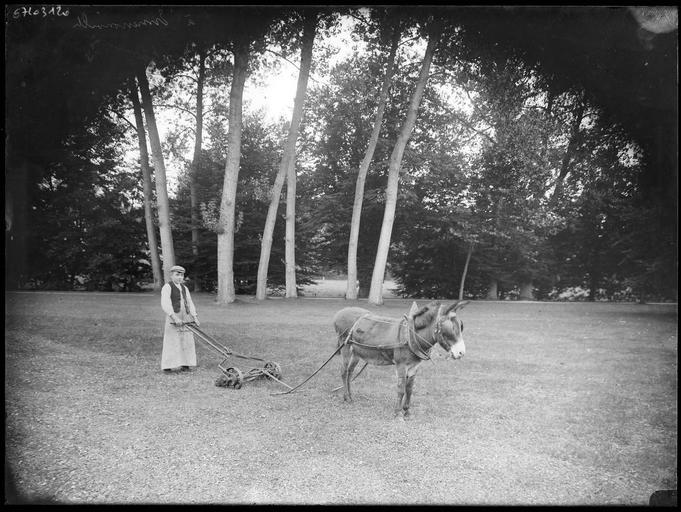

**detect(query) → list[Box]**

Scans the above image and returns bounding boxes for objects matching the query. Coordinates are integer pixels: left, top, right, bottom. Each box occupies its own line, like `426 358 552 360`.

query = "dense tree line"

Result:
5 6 677 302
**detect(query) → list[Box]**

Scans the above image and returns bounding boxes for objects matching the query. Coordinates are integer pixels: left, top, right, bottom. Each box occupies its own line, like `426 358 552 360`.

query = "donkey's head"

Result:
439 301 468 359
408 300 469 360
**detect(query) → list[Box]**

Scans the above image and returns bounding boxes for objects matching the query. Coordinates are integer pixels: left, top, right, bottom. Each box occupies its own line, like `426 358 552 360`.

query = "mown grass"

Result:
4 291 677 505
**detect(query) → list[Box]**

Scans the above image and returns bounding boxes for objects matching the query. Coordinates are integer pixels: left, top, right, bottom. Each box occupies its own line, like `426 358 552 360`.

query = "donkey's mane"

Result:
412 301 441 330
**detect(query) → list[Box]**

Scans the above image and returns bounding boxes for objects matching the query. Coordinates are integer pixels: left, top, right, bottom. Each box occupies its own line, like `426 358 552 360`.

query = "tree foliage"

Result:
5 6 676 302
25 118 150 290
170 114 318 293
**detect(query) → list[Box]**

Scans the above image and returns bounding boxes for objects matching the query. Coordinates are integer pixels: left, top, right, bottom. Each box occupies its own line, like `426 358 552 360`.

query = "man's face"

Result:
171 271 185 284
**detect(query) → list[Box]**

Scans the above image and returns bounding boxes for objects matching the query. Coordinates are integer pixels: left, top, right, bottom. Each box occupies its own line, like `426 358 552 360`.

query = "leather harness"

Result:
343 312 449 361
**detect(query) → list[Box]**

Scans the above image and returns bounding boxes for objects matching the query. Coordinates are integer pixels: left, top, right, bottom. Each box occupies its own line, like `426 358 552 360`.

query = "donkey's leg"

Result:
403 367 419 418
340 345 350 402
344 354 360 403
394 364 408 417
340 346 359 402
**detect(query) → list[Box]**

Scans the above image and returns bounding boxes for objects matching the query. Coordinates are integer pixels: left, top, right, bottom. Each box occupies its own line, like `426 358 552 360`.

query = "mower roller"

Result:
182 322 290 390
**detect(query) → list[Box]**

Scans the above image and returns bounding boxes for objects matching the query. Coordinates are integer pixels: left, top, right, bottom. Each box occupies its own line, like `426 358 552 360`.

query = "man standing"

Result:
160 265 199 372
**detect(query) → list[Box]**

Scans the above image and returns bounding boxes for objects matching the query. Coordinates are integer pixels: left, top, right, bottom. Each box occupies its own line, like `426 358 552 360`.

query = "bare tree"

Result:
368 22 442 305
136 64 175 282
256 12 317 300
346 25 400 300
189 46 206 292
129 78 163 290
284 12 317 298
459 242 474 301
216 40 249 304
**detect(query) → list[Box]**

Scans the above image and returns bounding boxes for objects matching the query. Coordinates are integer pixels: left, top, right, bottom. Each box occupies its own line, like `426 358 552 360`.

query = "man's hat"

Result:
170 265 186 273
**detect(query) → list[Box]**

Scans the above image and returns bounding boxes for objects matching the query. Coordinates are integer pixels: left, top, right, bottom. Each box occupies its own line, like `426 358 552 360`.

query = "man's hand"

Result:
171 314 182 325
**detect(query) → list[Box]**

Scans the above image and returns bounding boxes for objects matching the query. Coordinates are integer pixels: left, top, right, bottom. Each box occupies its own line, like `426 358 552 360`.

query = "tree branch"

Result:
108 108 137 131
398 35 421 49
174 73 199 85
264 49 326 86
455 116 496 145
345 11 371 27
203 106 224 118
153 103 197 119
462 87 496 127
428 96 496 145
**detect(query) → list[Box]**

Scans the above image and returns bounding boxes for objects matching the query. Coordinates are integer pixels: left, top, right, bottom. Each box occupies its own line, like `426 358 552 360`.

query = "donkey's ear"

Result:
446 300 470 314
453 300 470 312
409 302 430 319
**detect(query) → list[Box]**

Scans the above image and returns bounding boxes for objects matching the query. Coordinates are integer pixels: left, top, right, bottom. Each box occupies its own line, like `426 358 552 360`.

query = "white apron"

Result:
161 308 197 369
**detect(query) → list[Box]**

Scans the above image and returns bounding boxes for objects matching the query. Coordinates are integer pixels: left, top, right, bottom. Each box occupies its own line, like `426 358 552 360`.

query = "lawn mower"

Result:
182 322 290 390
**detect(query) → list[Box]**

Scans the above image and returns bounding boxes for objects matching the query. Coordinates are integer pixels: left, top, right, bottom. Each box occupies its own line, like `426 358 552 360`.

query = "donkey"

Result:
332 300 468 417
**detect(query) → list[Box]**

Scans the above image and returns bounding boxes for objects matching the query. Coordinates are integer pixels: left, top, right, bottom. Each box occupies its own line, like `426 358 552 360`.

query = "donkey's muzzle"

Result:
449 339 465 360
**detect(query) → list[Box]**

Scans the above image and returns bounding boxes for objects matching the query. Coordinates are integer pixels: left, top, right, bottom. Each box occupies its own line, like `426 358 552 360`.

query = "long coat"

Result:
160 282 197 369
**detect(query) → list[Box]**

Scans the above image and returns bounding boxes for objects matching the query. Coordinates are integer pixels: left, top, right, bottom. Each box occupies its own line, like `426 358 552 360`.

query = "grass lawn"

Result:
4 291 677 505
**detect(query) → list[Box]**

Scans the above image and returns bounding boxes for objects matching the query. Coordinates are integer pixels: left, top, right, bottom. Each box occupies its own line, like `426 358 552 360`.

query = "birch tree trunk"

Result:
129 78 162 290
257 14 316 300
459 242 474 301
216 41 249 304
284 13 317 298
255 148 288 300
368 24 441 305
190 47 206 292
136 64 175 282
346 27 400 300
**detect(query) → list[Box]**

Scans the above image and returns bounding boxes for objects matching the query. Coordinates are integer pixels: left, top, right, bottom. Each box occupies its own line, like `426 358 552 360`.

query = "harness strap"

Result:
345 314 433 360
342 313 370 346
348 339 406 350
344 313 404 351
270 344 343 396
271 314 371 396
405 315 432 360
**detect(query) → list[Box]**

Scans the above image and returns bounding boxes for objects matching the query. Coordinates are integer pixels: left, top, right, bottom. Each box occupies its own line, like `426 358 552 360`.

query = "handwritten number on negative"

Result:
13 6 70 19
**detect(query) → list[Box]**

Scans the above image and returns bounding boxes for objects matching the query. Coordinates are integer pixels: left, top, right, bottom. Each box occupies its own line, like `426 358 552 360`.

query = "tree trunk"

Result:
257 14 316 300
255 157 287 300
538 89 554 164
346 27 400 300
216 41 249 304
368 23 442 305
549 92 586 206
486 279 498 300
285 13 317 299
588 272 597 302
136 64 175 282
459 242 474 301
519 281 534 300
190 47 206 293
129 77 163 290
356 264 373 299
